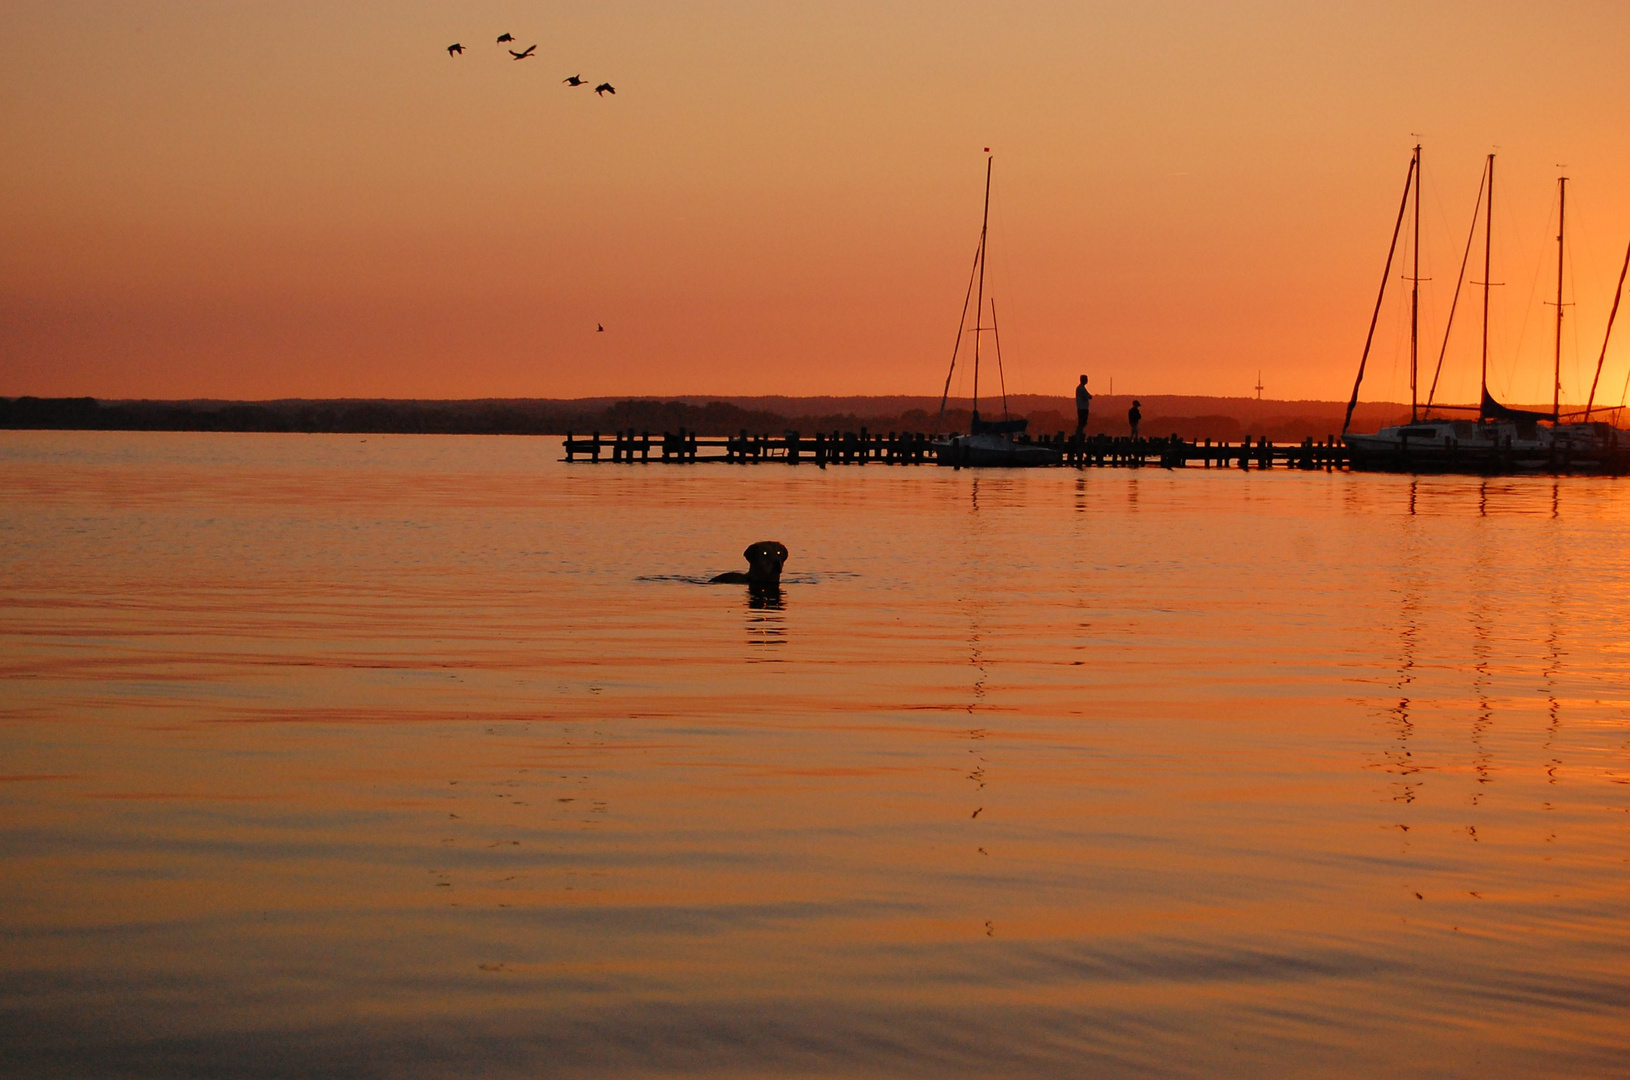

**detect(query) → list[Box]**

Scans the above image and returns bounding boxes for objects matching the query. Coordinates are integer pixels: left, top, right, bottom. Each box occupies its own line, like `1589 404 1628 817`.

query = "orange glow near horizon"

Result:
3 2 1629 405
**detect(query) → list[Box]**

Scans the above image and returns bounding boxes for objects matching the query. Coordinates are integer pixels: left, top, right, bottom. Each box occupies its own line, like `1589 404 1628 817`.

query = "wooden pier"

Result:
563 429 1352 470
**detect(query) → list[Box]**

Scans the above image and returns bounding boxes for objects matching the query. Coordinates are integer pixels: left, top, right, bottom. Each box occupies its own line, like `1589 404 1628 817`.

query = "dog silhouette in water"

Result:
711 541 788 592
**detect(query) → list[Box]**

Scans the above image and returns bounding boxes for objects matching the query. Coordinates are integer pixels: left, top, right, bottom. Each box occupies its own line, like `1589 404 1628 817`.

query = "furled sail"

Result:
1479 388 1550 423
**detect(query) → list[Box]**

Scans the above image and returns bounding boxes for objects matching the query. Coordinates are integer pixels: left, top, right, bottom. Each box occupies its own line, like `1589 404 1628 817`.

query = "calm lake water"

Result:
2 430 1628 1078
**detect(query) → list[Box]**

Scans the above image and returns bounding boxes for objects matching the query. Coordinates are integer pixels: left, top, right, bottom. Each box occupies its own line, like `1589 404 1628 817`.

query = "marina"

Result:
1341 147 1630 472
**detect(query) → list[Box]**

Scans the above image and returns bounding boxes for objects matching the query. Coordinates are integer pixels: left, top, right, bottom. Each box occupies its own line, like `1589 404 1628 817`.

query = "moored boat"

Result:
1342 148 1630 473
930 154 1061 468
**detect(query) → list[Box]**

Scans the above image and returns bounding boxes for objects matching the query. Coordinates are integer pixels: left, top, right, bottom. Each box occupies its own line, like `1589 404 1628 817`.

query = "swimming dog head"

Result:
710 541 788 590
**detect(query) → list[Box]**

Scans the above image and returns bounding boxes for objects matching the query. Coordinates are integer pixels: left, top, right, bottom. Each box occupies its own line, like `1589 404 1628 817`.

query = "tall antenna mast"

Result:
1255 370 1264 400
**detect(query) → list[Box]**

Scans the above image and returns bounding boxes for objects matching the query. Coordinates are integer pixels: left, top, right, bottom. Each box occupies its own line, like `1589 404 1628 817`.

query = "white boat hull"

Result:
1344 419 1623 472
932 433 1062 468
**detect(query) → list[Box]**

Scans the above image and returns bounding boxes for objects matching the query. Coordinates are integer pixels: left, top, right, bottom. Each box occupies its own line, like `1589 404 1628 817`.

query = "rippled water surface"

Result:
3 431 1629 1078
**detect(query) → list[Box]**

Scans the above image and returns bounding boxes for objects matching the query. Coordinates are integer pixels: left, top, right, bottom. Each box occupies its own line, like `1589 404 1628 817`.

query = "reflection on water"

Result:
2 431 1630 1078
744 591 786 657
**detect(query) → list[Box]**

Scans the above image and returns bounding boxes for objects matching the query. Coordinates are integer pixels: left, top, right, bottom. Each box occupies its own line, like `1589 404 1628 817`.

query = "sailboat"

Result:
1344 149 1547 470
1533 175 1626 467
932 156 1061 468
1344 149 1628 472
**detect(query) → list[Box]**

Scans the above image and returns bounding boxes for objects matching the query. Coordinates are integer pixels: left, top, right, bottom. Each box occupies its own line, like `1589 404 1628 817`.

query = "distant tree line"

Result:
0 396 1402 443
0 397 979 437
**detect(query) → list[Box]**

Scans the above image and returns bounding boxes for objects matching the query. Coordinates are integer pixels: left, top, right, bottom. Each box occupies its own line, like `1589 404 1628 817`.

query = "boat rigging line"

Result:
1425 158 1488 415
1343 145 1418 435
991 298 1011 420
937 231 985 431
1594 239 1630 419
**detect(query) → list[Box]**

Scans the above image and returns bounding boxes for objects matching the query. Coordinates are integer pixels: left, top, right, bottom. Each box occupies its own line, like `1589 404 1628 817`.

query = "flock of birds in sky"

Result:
446 32 615 96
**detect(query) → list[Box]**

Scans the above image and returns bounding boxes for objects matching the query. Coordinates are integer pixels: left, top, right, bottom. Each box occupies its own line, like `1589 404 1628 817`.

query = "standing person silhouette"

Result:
1128 400 1142 441
1074 375 1092 436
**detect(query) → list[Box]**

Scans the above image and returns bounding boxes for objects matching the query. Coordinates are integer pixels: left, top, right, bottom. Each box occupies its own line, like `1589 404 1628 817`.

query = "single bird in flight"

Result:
594 82 615 96
446 42 463 56
497 33 514 43
510 44 537 60
563 74 586 86
597 323 604 332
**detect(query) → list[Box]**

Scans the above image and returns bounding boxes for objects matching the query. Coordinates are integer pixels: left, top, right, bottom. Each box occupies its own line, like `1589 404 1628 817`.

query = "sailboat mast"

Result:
1481 153 1494 415
1410 143 1421 423
971 155 992 421
1553 175 1567 423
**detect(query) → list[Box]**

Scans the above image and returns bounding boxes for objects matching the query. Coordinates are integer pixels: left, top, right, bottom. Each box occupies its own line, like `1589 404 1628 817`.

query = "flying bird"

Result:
594 82 615 96
596 323 604 332
510 44 537 60
563 74 586 86
497 33 514 43
447 43 463 56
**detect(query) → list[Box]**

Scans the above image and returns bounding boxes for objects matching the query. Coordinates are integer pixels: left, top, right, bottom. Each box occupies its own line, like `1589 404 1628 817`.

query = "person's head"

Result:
1079 374 1087 384
1133 400 1141 407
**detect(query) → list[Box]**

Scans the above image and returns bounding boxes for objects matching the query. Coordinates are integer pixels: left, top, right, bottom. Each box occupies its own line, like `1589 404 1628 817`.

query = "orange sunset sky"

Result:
3 1 1629 404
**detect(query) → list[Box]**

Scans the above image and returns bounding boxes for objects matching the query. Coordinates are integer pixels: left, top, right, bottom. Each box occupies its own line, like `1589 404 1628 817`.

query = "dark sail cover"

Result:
1480 388 1551 423
970 415 1029 435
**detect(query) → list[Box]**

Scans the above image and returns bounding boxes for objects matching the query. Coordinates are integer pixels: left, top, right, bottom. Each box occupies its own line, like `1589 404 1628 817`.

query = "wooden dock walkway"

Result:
563 429 1352 470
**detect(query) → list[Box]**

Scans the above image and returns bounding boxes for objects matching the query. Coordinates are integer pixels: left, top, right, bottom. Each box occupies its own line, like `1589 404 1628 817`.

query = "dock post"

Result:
565 431 575 461
591 431 602 462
